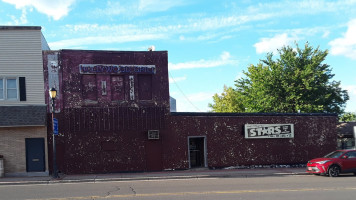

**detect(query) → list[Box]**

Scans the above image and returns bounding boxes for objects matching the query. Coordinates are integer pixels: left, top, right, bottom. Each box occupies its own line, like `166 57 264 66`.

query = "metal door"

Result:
25 138 45 172
188 137 206 168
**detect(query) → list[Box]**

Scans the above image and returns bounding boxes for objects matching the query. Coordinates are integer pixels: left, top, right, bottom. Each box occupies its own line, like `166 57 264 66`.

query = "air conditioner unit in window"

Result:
148 130 159 140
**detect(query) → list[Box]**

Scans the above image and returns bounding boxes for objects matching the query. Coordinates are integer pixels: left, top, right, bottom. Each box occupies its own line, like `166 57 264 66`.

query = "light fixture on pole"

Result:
49 87 59 178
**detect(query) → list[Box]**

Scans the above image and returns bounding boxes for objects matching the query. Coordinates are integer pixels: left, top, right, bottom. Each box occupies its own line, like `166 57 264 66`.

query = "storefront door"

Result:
25 138 45 172
188 137 206 168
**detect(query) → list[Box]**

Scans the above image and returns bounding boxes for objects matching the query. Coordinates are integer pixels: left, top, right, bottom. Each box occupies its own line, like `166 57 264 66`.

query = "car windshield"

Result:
323 151 344 158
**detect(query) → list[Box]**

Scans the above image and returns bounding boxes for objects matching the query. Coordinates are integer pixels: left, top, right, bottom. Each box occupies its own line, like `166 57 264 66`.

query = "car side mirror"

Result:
342 155 349 159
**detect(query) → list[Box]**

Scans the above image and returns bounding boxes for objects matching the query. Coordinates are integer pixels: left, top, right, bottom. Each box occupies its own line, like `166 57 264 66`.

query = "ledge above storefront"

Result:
0 105 47 127
170 112 338 117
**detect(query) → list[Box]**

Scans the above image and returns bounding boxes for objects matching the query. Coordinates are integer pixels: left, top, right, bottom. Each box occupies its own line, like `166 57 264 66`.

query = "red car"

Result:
306 149 356 177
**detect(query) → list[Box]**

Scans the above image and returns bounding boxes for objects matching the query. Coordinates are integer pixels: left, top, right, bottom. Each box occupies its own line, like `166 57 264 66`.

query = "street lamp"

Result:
49 87 58 178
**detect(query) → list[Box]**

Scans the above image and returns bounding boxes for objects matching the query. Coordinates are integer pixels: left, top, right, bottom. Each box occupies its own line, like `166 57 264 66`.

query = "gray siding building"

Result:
0 26 49 176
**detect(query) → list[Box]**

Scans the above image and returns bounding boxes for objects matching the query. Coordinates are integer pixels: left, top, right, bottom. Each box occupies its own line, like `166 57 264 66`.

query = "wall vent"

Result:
148 130 159 140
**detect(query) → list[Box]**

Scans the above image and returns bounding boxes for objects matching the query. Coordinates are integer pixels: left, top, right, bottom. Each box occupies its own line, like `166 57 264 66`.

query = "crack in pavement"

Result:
106 186 120 196
130 186 137 196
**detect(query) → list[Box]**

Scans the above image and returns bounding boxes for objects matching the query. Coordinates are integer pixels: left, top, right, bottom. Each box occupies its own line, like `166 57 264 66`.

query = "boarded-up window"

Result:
111 76 125 100
138 75 152 100
82 75 97 101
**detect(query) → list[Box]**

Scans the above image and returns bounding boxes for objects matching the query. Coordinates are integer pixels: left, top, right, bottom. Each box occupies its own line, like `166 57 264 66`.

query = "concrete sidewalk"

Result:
0 167 308 186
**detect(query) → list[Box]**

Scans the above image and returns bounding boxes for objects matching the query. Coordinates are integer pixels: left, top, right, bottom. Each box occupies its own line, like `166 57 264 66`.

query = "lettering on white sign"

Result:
245 124 294 139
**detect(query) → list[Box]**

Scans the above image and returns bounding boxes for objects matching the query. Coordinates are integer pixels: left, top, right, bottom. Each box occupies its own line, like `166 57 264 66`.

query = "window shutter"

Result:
19 77 26 101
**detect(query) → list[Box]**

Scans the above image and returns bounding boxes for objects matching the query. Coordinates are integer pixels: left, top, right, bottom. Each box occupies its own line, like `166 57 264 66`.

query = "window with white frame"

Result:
0 77 19 100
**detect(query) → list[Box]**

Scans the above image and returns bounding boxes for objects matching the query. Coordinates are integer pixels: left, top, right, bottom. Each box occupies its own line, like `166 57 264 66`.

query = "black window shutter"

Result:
19 77 26 101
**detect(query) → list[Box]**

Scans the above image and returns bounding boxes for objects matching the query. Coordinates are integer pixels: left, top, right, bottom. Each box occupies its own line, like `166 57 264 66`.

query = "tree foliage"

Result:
209 43 349 115
209 86 245 112
339 112 356 122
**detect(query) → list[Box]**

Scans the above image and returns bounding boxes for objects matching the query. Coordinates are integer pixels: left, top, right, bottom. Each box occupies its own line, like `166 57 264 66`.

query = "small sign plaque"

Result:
53 118 58 135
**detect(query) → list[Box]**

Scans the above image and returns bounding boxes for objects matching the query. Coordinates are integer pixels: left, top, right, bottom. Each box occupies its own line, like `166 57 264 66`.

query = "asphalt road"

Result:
1 174 356 200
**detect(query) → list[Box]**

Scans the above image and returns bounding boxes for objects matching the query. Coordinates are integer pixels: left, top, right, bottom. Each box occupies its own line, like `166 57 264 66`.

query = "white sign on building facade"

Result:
245 124 294 139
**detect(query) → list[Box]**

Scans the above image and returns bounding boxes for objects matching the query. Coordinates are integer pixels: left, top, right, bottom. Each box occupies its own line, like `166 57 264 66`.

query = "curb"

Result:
0 170 308 186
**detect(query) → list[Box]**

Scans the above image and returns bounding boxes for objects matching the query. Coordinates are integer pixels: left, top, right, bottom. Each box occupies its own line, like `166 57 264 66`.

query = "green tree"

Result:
339 112 356 122
209 85 245 112
210 42 349 115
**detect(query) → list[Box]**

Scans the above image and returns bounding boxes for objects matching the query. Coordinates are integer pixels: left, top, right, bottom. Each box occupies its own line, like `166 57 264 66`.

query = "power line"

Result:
168 71 201 112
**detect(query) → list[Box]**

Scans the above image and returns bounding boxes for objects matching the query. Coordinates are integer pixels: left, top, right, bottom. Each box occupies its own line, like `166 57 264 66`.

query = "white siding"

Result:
0 29 45 105
41 33 50 50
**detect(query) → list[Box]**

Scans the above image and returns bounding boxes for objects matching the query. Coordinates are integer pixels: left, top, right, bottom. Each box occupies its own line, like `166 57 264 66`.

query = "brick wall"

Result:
43 50 170 174
163 113 337 170
0 126 48 174
40 50 339 174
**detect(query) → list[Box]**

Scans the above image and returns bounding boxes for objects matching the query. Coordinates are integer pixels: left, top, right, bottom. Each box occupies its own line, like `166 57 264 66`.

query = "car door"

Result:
341 151 356 172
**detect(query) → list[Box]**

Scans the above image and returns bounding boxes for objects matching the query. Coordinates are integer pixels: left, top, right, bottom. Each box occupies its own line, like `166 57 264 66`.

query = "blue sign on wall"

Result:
53 118 58 135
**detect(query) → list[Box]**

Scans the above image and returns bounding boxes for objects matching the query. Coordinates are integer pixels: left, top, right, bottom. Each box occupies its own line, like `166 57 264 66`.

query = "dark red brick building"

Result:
43 50 337 174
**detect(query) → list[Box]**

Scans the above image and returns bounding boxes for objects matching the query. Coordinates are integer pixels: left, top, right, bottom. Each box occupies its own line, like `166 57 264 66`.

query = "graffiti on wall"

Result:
47 53 60 112
129 75 134 101
111 76 125 100
245 124 294 139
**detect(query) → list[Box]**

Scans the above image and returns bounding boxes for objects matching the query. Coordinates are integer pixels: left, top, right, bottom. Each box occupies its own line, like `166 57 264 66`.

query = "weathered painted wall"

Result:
43 50 169 174
43 50 170 111
164 113 337 170
49 107 166 174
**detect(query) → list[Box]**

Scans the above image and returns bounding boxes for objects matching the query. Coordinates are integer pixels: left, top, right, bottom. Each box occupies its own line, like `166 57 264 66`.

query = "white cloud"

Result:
94 0 186 17
187 92 214 102
220 51 231 60
245 0 356 18
254 33 296 54
46 0 356 50
2 0 76 20
322 30 330 38
169 51 238 70
49 17 238 48
169 76 187 84
345 85 356 96
175 92 214 112
343 85 356 112
329 19 356 60
63 16 245 35
138 0 186 12
9 7 27 25
49 33 166 49
235 72 244 81
93 1 126 16
93 0 356 30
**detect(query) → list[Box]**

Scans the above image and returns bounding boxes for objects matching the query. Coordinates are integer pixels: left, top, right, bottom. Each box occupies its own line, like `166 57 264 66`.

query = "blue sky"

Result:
1 0 356 113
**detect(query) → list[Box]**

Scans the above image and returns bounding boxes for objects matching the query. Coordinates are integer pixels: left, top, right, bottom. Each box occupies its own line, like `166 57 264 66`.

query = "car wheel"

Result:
328 165 340 177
